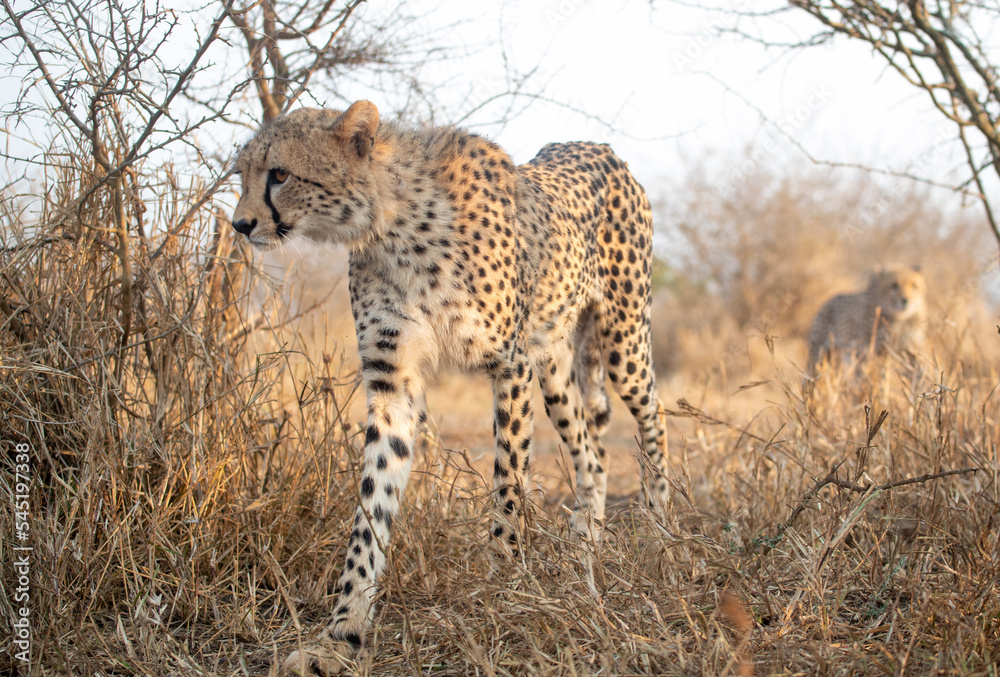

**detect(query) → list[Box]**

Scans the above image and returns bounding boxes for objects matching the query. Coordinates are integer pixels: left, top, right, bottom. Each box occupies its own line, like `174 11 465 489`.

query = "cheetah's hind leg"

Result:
598 312 670 517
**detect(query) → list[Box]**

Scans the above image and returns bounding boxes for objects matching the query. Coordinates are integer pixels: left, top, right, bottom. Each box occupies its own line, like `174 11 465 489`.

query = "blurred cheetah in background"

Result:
808 265 927 372
231 100 669 674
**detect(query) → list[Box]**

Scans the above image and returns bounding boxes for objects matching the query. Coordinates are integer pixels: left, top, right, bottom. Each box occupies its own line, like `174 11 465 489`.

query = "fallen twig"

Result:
751 458 979 577
828 467 978 494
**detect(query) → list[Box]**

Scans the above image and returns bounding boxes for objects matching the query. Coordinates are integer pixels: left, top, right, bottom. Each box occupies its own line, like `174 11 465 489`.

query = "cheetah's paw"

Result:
567 509 604 546
282 639 355 676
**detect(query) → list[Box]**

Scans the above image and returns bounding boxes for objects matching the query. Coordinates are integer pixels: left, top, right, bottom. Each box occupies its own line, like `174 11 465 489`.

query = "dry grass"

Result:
3 156 1000 676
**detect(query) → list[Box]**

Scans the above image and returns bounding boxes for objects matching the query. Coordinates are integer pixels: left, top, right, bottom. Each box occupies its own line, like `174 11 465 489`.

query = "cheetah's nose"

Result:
233 218 257 236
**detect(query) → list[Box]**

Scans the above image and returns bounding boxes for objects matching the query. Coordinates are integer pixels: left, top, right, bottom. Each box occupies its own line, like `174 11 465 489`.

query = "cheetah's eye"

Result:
270 168 290 184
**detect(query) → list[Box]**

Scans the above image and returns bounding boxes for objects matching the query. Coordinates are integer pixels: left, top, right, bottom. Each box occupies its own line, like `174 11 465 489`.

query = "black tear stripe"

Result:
264 181 292 239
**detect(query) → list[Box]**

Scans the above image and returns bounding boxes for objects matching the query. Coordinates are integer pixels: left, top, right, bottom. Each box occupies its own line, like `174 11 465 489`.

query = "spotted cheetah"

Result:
231 100 669 675
808 265 927 372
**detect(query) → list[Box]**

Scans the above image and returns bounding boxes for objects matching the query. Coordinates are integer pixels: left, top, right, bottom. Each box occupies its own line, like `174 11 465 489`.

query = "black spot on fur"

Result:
389 436 409 459
495 408 510 429
363 358 396 374
340 632 363 649
369 379 395 393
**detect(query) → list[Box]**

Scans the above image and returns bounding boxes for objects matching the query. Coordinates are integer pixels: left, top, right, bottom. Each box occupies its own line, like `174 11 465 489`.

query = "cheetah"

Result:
231 100 669 674
807 265 927 372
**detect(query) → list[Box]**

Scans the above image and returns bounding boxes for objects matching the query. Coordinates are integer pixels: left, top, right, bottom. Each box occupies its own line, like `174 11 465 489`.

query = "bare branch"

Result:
688 0 1000 250
827 466 978 493
123 0 234 166
1 0 93 137
283 0 366 113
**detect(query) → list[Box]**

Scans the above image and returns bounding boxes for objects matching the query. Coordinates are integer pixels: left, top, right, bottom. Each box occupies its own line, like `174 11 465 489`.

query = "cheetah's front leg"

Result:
488 348 535 556
285 364 423 676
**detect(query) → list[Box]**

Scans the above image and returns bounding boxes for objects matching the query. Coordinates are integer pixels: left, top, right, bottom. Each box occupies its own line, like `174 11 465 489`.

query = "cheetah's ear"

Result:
335 100 379 159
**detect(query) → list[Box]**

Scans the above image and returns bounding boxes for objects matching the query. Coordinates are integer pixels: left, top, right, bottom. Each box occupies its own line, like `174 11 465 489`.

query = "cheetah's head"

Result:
869 265 926 322
231 100 385 250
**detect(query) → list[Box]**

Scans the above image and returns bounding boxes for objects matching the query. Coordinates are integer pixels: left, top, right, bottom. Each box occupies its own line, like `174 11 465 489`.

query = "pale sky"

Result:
373 0 983 200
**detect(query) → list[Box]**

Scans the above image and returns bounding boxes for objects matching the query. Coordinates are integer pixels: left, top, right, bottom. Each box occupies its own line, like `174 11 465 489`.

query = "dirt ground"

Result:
424 373 650 506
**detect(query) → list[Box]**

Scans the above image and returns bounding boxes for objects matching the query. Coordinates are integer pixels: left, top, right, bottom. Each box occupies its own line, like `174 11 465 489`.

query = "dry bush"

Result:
657 339 1000 675
0 151 366 674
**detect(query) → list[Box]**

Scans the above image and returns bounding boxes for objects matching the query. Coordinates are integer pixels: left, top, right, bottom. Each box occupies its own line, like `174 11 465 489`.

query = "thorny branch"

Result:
794 0 1000 247
2 0 93 137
